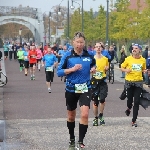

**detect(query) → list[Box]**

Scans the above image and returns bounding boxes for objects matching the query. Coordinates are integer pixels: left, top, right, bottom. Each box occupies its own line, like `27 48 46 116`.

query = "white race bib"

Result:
31 55 36 58
132 64 142 71
75 83 88 93
46 66 53 72
93 71 103 79
24 56 27 60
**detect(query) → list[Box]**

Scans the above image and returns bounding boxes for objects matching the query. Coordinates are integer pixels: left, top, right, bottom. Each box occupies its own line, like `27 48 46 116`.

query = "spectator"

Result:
87 45 92 51
113 43 118 63
142 46 148 59
119 48 127 78
108 45 115 62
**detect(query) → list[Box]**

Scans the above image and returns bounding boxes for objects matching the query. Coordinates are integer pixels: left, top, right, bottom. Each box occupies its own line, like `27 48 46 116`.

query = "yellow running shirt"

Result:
121 55 146 81
93 55 109 79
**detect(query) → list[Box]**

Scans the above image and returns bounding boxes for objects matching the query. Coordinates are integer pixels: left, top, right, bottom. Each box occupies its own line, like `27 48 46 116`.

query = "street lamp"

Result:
70 0 84 32
49 11 61 42
93 0 109 44
19 28 22 44
58 0 70 39
49 12 51 44
71 0 84 32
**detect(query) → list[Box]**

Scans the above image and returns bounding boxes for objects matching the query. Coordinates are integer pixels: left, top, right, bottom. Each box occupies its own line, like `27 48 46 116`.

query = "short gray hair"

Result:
73 31 85 40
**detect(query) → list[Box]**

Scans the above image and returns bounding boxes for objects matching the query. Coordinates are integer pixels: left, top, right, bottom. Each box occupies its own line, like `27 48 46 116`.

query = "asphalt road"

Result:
1 59 150 150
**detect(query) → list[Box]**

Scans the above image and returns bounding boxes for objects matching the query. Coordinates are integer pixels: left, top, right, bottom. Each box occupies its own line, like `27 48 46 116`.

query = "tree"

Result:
70 8 82 38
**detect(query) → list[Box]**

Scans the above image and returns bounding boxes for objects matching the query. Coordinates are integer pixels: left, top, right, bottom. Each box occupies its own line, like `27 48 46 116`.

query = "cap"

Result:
133 44 142 50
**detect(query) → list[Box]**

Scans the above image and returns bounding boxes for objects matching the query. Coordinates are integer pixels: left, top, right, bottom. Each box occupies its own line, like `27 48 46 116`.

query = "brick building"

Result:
129 0 147 11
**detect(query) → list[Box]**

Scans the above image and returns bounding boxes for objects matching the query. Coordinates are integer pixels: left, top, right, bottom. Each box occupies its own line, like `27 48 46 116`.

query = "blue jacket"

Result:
57 49 96 92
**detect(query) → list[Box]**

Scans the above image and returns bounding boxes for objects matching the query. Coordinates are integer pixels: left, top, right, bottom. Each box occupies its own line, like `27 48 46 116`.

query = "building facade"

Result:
129 0 147 11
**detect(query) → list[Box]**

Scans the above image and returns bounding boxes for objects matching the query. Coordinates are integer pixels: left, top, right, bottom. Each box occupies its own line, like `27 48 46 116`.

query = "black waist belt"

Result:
125 80 143 88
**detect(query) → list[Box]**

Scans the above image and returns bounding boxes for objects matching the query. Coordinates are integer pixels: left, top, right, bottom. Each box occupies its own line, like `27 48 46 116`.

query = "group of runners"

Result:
2 41 68 93
3 31 147 149
57 32 147 149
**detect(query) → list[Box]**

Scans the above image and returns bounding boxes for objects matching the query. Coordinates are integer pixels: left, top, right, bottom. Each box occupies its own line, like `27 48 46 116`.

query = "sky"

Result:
0 0 116 14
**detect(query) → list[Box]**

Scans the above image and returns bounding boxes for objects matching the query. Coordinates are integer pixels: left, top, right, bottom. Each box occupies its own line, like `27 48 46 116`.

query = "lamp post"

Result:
19 28 22 44
71 0 84 32
49 12 51 44
49 11 60 43
58 0 70 39
67 0 70 38
106 0 109 44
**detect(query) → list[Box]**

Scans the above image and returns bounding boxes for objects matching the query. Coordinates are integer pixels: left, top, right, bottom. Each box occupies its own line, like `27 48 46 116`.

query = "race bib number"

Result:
75 83 88 93
24 56 27 59
46 66 53 72
132 64 142 71
31 55 36 58
93 71 103 79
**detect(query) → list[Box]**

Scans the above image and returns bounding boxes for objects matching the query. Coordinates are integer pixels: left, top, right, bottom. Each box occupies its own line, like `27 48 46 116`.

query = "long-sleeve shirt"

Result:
57 49 96 92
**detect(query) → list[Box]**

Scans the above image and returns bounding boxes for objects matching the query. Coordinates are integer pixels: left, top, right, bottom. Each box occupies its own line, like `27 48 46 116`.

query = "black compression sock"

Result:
79 123 88 143
67 121 75 140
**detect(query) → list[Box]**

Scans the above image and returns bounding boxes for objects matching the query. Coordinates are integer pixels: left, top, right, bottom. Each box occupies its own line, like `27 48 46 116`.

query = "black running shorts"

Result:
45 71 53 82
65 90 91 111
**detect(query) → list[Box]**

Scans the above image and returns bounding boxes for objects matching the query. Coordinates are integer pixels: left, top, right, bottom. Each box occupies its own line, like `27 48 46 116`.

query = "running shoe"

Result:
48 88 51 93
132 122 137 127
33 76 35 80
93 118 98 126
76 142 85 149
30 76 33 80
69 139 75 149
125 109 131 116
99 116 105 126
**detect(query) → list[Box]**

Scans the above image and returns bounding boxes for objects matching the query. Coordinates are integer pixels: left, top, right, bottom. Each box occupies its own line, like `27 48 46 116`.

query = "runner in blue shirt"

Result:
57 31 96 149
42 47 58 93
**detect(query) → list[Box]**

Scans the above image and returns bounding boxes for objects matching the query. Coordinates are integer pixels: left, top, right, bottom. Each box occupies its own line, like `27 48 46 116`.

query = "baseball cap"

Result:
133 44 142 50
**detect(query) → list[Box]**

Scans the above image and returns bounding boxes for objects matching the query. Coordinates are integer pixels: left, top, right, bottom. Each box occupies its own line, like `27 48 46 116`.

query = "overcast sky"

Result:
1 0 116 14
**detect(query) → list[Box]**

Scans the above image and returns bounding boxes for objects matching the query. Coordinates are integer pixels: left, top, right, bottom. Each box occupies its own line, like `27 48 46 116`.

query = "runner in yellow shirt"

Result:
91 42 109 126
121 44 146 127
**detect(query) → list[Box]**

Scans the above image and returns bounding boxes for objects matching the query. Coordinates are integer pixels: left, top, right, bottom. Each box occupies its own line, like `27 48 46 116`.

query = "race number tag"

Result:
24 56 28 59
132 64 142 71
31 55 36 58
75 83 88 93
46 66 53 72
93 71 103 79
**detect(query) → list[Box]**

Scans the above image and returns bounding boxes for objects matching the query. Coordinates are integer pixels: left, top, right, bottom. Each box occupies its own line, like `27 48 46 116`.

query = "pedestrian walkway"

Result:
1 59 150 150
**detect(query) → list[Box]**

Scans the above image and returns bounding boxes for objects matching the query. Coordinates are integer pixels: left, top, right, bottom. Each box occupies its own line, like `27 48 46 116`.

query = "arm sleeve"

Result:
106 58 109 67
90 54 96 68
143 59 146 70
54 55 58 62
57 53 68 77
107 51 111 60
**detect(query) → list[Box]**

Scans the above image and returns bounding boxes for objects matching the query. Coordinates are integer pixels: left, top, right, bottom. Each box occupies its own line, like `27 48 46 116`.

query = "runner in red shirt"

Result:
28 46 37 80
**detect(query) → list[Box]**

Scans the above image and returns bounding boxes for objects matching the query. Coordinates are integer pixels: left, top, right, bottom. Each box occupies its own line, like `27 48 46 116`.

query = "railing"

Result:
0 49 7 87
0 6 38 19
